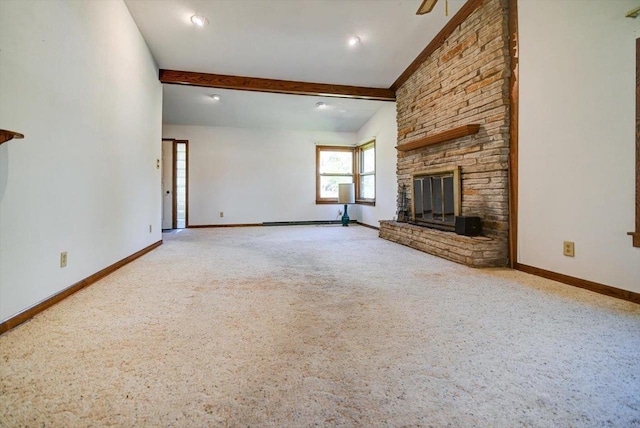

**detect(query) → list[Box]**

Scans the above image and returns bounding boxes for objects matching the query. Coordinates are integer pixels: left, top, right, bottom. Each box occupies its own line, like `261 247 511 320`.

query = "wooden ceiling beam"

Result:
159 69 396 102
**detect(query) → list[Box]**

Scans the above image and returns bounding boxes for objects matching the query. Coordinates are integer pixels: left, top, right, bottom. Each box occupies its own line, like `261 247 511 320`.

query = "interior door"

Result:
161 140 174 230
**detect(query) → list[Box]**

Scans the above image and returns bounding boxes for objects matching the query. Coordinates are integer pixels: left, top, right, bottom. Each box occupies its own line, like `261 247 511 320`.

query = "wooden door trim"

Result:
508 0 519 266
184 140 189 228
172 141 177 229
162 138 175 230
630 38 640 247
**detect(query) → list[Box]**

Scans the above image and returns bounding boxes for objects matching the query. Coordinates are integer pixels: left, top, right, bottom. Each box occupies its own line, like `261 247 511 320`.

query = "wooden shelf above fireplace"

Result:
0 129 24 145
396 124 480 152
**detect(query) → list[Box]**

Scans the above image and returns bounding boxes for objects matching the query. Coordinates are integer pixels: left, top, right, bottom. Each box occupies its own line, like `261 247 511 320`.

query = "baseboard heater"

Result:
262 220 356 226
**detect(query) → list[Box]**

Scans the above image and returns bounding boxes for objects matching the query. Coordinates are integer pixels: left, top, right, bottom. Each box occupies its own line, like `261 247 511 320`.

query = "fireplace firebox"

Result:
411 167 461 231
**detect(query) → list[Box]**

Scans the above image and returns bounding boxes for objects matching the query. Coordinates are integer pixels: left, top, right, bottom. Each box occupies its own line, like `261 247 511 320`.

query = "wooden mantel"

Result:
396 124 481 151
0 129 24 145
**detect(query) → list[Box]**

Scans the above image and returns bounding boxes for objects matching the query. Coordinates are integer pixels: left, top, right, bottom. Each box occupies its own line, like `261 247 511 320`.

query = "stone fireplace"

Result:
379 0 511 268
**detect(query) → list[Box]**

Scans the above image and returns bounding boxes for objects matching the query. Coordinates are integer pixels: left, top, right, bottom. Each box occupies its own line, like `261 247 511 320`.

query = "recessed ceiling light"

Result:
348 36 361 47
210 94 220 101
315 102 328 109
191 14 209 27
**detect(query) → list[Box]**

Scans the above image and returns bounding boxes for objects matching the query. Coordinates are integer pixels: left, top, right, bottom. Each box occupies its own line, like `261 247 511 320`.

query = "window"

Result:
355 141 375 204
316 146 354 203
315 140 376 205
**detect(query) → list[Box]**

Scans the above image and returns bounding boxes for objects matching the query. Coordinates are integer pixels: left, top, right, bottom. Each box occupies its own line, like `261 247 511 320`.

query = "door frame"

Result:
162 138 189 229
173 140 189 229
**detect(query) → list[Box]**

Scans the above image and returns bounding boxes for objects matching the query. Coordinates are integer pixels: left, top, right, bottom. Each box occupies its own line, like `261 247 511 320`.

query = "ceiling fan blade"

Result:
416 0 438 15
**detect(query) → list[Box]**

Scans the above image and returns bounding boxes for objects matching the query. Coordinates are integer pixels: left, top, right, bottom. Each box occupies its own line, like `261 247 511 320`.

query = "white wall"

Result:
356 103 398 227
0 1 162 321
518 0 639 292
162 125 357 225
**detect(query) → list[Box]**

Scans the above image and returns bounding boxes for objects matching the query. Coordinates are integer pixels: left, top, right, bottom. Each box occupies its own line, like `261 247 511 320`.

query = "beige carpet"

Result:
1 226 639 427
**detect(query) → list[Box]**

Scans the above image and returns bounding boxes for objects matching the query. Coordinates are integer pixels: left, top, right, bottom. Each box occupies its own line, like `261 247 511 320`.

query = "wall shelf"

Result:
0 129 24 145
396 124 480 151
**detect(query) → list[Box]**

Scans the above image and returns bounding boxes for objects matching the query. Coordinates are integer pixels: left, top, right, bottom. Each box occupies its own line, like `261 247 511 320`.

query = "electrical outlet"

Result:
149 224 152 233
220 212 224 218
60 251 67 268
563 241 575 257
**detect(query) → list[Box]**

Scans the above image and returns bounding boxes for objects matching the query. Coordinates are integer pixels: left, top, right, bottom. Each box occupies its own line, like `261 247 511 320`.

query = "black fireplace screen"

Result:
412 171 458 230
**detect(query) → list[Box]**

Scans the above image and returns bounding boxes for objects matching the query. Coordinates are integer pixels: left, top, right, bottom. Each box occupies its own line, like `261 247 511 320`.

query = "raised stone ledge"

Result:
379 220 508 268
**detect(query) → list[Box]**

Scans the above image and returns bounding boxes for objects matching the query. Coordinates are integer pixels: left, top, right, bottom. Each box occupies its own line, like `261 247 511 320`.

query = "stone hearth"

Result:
379 221 507 268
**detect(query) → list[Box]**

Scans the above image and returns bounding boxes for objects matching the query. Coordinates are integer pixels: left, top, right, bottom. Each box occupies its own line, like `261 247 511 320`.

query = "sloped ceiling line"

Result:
157 0 480 99
391 0 484 91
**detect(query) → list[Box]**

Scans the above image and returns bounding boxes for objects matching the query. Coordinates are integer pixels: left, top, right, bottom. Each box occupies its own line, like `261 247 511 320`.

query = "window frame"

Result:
355 140 376 206
315 145 355 204
315 141 376 206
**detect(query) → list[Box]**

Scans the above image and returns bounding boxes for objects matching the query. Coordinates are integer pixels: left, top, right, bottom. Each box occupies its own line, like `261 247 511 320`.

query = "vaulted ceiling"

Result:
124 0 465 132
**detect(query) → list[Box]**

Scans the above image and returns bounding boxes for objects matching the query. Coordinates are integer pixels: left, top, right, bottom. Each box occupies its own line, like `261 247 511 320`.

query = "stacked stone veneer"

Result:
380 0 511 267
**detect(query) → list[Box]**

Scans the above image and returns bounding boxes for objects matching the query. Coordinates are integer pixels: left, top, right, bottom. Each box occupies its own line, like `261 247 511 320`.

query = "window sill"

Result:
316 200 376 206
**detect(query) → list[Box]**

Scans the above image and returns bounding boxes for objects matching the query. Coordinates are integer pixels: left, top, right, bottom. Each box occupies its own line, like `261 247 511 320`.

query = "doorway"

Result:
161 139 188 230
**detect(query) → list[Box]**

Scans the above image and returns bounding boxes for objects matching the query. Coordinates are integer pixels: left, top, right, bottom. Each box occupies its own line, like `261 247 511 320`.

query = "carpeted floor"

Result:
1 226 639 427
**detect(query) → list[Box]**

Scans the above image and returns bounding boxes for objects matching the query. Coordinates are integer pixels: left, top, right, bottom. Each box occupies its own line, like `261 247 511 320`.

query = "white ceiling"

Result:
163 85 388 132
124 0 464 132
